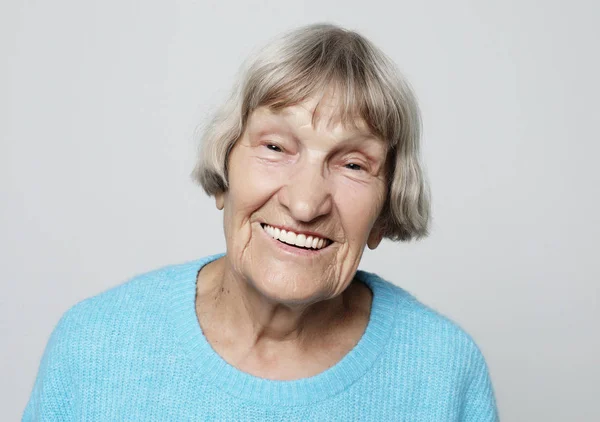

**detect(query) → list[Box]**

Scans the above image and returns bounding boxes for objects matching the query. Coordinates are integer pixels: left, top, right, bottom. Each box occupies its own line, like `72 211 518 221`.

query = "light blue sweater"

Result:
24 254 499 421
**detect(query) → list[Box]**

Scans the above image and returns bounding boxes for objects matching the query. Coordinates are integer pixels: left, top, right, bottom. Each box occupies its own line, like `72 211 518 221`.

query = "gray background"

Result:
2 0 599 420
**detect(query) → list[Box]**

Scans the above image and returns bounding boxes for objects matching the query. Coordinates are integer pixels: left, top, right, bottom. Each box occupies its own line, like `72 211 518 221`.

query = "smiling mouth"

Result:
260 223 332 250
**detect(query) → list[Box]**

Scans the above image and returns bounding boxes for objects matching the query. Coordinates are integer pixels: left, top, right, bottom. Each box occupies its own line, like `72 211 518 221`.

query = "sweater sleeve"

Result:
461 344 500 422
22 309 80 421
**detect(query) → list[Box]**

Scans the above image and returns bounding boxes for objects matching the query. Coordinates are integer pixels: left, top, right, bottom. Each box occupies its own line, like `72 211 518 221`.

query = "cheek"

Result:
224 153 288 237
334 179 386 241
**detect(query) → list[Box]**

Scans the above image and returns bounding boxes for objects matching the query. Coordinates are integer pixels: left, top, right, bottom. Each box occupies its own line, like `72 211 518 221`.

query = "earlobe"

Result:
215 193 225 210
367 227 383 250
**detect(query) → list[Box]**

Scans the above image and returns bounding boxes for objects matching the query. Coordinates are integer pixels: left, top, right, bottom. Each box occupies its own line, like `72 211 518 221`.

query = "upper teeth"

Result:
262 224 329 249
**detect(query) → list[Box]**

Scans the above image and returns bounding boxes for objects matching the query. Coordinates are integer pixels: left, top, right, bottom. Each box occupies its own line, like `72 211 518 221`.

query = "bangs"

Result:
241 32 404 149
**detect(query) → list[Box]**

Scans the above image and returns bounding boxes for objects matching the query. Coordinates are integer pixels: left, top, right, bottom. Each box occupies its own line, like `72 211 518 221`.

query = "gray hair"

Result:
192 23 430 241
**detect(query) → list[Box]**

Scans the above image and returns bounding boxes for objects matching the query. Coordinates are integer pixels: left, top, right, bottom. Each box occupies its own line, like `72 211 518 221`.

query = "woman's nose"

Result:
277 161 333 223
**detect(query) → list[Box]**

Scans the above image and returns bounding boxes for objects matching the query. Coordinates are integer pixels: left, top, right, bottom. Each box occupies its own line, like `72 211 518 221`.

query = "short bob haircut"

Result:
192 23 430 241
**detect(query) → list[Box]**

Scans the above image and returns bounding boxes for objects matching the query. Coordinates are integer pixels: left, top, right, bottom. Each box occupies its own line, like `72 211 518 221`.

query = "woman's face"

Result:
217 95 388 305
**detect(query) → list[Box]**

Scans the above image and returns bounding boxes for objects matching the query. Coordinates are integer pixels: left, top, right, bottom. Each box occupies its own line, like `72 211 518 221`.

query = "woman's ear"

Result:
367 226 383 250
215 192 225 210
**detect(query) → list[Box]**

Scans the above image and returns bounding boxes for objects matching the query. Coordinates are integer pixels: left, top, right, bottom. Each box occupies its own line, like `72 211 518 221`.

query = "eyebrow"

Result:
267 108 384 144
256 121 386 152
339 133 385 146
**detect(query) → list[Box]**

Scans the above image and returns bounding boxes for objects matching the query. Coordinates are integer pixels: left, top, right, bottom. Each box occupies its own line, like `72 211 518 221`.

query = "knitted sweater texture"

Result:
23 254 499 421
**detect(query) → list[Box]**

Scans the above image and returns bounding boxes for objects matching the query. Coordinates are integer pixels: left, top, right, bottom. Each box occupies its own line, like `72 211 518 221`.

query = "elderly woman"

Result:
24 24 499 421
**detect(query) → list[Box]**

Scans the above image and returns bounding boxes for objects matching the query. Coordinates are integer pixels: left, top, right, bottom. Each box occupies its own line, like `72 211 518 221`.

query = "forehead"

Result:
250 95 376 140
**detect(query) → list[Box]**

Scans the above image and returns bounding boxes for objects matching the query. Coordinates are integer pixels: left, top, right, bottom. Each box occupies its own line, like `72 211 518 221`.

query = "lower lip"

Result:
259 225 330 256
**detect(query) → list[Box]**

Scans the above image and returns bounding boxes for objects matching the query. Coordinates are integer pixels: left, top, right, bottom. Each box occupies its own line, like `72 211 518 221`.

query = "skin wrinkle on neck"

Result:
195 257 372 379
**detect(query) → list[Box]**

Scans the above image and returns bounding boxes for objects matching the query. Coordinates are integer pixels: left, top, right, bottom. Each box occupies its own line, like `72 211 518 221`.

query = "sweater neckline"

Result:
168 253 397 406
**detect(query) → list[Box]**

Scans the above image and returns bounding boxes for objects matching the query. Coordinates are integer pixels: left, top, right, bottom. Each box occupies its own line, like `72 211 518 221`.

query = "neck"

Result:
195 256 372 379
196 257 361 349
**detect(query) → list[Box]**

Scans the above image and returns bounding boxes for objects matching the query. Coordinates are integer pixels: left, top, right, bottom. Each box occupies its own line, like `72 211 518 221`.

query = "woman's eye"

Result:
345 163 363 171
266 144 282 152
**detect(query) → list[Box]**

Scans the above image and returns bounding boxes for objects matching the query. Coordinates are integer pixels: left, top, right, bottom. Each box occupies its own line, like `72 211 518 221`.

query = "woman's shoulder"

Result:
44 257 209 352
24 257 210 420
63 259 198 319
358 269 491 368
357 270 499 420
